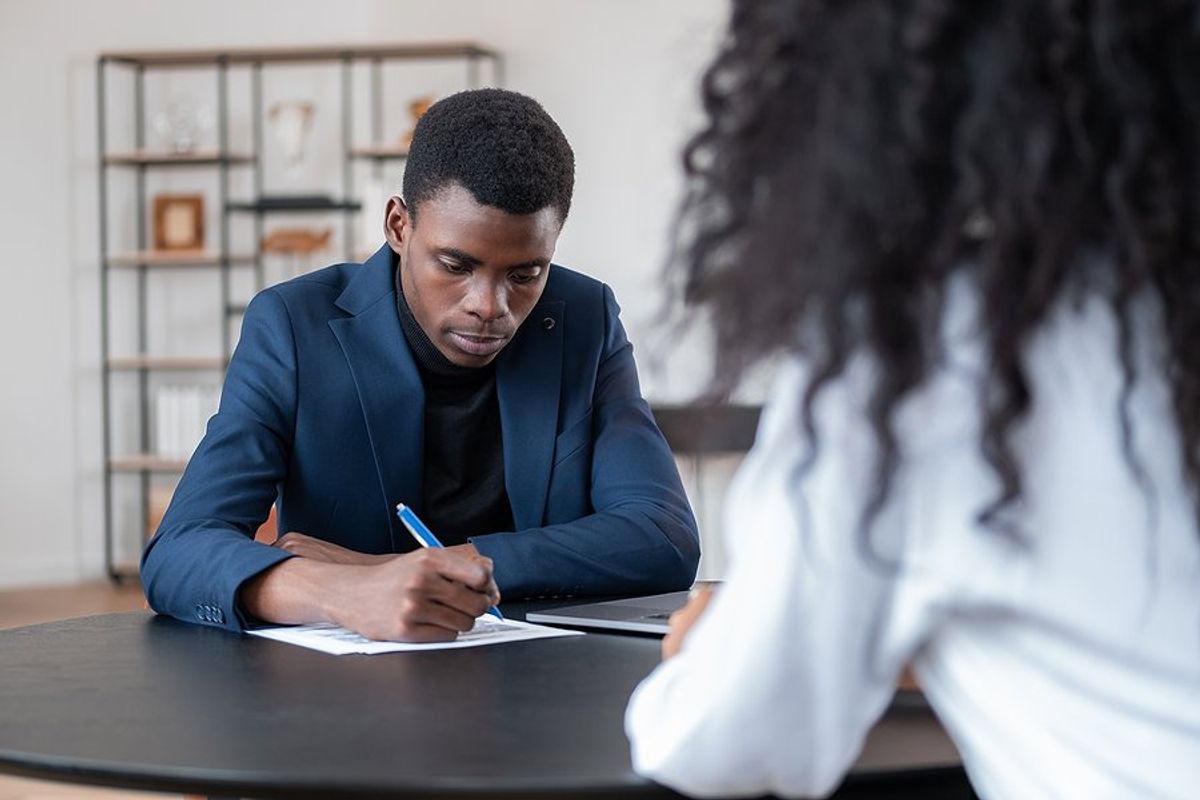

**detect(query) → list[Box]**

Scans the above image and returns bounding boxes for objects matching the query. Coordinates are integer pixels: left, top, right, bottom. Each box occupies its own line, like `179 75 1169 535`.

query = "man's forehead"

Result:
412 185 562 259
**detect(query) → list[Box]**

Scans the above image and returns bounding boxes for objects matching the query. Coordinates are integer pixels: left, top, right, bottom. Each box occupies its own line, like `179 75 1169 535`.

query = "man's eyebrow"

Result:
507 258 548 271
437 247 547 271
435 247 483 266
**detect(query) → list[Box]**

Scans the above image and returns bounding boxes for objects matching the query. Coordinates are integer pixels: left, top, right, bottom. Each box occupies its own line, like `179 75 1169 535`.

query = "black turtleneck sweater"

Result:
394 265 514 546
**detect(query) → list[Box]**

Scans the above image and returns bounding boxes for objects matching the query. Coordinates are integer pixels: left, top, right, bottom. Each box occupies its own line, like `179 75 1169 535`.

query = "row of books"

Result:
155 384 221 460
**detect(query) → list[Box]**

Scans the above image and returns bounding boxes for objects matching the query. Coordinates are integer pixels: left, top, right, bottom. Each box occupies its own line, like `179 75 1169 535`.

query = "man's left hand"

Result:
273 531 393 566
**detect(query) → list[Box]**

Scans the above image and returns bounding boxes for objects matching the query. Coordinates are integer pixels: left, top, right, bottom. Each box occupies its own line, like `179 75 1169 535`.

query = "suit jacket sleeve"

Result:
140 288 297 631
469 285 701 596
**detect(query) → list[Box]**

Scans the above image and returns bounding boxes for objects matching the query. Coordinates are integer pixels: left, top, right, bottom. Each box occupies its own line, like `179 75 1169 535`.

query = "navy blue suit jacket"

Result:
141 245 700 631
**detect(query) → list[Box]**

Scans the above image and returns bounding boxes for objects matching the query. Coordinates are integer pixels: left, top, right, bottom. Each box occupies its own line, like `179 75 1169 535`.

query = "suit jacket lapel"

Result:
328 246 423 552
497 299 565 529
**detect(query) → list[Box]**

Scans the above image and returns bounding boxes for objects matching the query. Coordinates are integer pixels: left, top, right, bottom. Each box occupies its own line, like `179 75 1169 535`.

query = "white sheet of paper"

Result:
248 615 584 655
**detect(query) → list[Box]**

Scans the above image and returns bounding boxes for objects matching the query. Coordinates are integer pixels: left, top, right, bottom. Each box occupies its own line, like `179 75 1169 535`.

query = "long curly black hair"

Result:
676 0 1200 537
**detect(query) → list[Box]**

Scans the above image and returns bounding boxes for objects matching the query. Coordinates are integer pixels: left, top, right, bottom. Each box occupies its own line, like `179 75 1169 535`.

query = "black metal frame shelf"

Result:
97 42 503 582
103 150 255 166
107 355 226 371
107 250 257 268
348 144 410 161
101 41 500 68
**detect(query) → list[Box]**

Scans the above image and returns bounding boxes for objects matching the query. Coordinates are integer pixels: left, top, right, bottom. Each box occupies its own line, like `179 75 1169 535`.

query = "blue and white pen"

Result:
395 503 505 620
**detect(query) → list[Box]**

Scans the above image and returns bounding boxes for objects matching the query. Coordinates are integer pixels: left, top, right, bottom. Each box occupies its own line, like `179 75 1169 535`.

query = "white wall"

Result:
0 0 733 587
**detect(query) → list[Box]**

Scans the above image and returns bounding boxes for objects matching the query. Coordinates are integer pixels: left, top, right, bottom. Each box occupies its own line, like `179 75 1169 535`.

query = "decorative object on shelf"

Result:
262 226 333 277
399 94 435 148
154 383 221 461
153 194 205 251
262 226 332 255
150 96 211 154
268 99 315 188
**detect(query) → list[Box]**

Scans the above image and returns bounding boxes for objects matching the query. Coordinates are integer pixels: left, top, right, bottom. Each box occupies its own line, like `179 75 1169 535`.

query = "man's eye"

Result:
441 262 470 275
511 271 539 285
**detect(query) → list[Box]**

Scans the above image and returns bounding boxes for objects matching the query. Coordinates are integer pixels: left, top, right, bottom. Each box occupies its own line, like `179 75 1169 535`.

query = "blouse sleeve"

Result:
625 359 936 798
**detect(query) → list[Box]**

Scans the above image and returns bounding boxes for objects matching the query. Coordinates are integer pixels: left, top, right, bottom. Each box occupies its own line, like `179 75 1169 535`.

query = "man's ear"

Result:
383 196 410 253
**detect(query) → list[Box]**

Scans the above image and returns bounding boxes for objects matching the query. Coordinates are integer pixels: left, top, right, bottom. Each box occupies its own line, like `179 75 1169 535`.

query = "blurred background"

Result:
0 0 750 600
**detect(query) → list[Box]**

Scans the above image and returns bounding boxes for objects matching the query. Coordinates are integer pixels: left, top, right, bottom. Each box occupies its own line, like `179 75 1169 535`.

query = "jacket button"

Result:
542 316 555 331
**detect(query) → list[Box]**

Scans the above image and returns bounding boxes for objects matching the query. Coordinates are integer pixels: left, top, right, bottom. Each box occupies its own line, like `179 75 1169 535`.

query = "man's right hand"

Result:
326 549 500 642
240 548 501 643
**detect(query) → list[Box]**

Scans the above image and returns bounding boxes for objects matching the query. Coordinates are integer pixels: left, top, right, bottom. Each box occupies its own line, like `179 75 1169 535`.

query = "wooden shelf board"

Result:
107 355 225 371
108 250 256 267
349 144 410 160
110 455 188 473
226 199 362 213
104 149 255 166
101 41 497 67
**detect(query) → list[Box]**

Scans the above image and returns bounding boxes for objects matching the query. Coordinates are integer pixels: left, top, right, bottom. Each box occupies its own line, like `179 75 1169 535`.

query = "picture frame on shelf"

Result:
153 193 205 250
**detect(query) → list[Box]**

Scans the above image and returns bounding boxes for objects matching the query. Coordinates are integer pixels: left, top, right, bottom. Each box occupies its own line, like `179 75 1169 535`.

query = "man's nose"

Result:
465 279 508 321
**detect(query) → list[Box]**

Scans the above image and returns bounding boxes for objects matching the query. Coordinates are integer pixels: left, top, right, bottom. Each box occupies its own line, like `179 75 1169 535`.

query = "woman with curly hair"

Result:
626 1 1200 797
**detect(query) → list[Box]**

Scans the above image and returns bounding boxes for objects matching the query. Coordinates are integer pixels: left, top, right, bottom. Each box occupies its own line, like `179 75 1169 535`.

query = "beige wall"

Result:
0 0 735 586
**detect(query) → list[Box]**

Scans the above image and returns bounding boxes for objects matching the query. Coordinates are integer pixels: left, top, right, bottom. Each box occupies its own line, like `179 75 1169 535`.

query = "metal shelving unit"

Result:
97 41 503 580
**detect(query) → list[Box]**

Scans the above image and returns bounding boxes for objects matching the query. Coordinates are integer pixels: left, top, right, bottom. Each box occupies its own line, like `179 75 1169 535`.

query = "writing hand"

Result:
445 541 491 564
325 548 502 643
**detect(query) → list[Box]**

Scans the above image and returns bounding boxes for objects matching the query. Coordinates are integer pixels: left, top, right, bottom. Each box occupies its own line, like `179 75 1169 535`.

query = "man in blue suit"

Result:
141 89 700 642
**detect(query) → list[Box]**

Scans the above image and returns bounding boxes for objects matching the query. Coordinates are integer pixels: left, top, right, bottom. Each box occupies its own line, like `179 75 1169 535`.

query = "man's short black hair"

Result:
402 88 575 225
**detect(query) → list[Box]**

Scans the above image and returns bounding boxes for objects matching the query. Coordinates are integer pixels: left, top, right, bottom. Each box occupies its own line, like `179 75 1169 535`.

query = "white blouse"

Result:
626 285 1200 799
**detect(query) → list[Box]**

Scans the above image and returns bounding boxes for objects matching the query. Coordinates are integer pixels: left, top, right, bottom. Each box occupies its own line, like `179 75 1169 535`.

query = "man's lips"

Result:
447 331 508 357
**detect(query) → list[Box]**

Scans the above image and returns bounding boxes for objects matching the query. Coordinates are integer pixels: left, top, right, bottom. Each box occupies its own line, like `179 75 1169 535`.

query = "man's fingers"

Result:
371 550 501 637
420 549 495 593
408 597 480 634
384 621 461 644
423 572 494 620
273 531 304 548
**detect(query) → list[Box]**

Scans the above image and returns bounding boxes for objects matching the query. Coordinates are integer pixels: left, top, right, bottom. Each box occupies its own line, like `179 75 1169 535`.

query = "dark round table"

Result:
0 605 968 799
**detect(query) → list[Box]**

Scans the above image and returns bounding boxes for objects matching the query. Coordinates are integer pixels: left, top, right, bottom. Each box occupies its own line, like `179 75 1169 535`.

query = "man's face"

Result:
385 182 561 368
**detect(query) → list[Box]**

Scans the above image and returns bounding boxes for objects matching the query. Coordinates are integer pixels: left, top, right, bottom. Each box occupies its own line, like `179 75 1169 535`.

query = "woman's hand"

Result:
662 585 716 660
